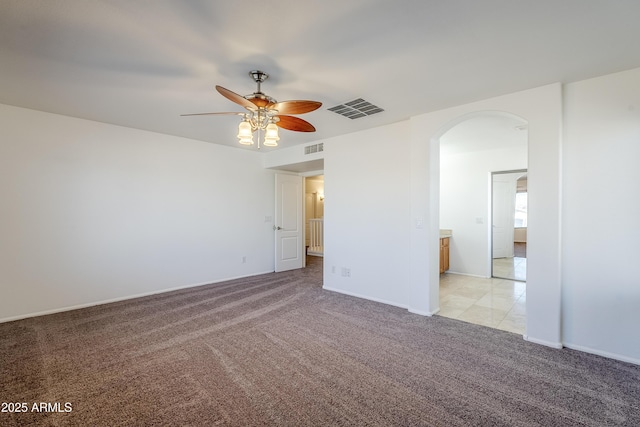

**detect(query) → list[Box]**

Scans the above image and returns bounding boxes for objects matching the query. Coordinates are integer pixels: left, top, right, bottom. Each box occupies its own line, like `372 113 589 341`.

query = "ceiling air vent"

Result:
328 98 384 119
304 143 324 155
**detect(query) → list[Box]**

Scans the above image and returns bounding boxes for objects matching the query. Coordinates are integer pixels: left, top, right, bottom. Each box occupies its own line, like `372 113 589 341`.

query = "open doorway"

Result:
438 112 527 334
411 87 562 346
304 175 324 257
492 170 527 281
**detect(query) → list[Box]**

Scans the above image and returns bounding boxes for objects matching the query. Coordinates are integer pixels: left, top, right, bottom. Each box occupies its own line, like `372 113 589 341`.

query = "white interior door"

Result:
275 173 304 272
492 176 516 259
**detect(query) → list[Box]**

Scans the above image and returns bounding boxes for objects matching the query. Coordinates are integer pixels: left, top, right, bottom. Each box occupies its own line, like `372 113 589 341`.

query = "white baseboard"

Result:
408 307 439 317
322 286 408 310
523 335 563 349
446 271 490 279
563 342 640 366
321 286 442 316
0 270 274 324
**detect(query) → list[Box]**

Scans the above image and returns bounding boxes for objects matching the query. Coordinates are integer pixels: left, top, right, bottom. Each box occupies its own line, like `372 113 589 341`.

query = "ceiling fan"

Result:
182 70 322 147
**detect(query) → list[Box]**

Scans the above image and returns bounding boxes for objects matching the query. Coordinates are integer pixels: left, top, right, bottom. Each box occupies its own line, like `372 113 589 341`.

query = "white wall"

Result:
323 121 411 307
0 104 275 321
440 146 527 276
562 68 640 363
263 141 324 173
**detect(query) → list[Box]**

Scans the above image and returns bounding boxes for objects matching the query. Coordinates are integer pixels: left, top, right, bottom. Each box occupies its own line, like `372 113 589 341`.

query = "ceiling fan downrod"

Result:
249 70 269 94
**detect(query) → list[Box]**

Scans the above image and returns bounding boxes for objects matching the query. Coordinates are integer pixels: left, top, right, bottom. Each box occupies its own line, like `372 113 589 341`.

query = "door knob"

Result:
273 225 283 231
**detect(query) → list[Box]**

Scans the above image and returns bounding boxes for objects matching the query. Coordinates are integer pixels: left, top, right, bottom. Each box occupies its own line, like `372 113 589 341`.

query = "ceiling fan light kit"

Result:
263 122 280 146
182 70 321 148
237 118 254 145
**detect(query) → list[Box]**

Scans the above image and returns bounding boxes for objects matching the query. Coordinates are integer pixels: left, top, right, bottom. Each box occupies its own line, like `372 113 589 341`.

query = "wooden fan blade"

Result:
268 100 322 115
181 112 245 116
275 115 316 132
215 85 256 110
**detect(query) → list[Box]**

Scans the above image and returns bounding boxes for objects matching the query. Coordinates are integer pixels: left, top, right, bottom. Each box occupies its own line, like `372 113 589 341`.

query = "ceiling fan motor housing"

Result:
249 70 269 83
247 70 276 107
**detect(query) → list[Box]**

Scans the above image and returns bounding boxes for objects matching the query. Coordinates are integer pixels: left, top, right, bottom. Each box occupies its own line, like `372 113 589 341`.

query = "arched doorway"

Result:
407 84 562 348
437 112 528 333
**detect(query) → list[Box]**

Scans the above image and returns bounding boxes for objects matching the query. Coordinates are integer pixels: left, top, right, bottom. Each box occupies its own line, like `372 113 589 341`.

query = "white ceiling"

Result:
440 114 527 156
2 0 640 151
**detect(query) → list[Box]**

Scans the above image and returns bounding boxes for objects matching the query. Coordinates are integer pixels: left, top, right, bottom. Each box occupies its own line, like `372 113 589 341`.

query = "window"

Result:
514 192 528 227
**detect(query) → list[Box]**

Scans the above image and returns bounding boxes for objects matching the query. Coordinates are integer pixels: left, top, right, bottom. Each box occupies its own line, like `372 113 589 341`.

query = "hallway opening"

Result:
437 112 528 335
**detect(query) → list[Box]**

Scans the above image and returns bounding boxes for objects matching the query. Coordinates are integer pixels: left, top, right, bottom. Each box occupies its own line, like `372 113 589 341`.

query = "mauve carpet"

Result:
1 256 639 426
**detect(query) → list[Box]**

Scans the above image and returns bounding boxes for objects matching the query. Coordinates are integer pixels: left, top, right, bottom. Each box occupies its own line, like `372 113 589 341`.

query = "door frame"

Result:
273 169 325 272
490 169 527 280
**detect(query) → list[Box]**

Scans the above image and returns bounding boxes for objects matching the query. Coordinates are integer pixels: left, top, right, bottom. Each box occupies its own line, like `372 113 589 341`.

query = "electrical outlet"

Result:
341 267 351 277
242 256 247 264
332 266 336 274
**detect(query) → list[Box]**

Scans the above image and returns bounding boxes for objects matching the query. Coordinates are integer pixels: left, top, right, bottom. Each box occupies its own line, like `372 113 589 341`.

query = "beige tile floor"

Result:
492 256 527 281
438 272 526 334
